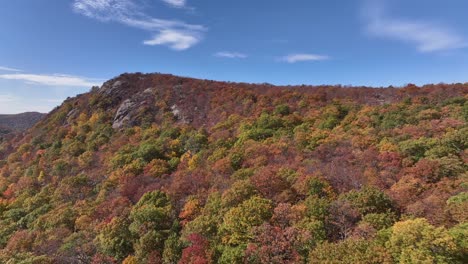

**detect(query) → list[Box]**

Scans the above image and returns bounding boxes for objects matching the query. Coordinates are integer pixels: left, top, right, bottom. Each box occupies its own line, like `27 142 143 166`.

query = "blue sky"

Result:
1 0 468 113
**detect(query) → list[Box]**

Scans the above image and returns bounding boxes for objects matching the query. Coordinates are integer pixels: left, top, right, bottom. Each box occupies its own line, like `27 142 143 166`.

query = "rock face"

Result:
113 99 140 129
99 80 124 97
112 87 156 129
170 104 190 124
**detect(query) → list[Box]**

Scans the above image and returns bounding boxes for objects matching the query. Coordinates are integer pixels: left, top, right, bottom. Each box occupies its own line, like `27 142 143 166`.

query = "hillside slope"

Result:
0 112 45 158
0 73 466 263
0 112 45 135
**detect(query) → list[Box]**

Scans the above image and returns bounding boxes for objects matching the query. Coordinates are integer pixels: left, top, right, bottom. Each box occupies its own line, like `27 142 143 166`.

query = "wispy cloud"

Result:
363 0 466 53
0 94 18 103
214 52 248 59
0 73 102 87
73 0 205 50
162 0 186 8
280 54 329 63
0 66 22 72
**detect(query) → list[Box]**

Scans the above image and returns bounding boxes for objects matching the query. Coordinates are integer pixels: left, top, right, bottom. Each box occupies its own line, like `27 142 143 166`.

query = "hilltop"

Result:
0 73 466 263
0 112 45 158
0 112 45 135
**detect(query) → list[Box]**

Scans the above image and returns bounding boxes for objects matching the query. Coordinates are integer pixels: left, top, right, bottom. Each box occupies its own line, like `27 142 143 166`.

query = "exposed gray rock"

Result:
171 104 191 124
113 99 138 129
66 108 79 120
170 104 181 118
99 80 123 96
143 88 153 94
64 108 80 125
111 88 158 129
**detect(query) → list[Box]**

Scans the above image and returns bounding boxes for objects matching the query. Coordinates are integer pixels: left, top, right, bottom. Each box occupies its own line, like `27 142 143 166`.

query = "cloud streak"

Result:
280 54 329 63
73 0 205 50
0 73 103 87
363 0 466 53
0 66 22 72
214 52 248 59
162 0 186 8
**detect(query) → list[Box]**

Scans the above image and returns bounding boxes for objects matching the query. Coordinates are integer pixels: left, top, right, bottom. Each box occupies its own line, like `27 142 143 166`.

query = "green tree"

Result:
387 218 458 263
341 186 394 215
308 239 389 264
218 245 245 264
162 232 183 264
96 217 134 261
448 222 468 262
129 191 174 261
221 180 257 208
221 196 273 245
446 192 468 223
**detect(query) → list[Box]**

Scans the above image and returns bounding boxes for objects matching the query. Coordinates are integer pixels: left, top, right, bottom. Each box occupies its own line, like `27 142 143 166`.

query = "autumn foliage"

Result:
0 73 466 263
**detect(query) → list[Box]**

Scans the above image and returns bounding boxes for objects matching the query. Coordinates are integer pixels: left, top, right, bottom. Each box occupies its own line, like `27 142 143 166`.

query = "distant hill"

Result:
0 112 45 135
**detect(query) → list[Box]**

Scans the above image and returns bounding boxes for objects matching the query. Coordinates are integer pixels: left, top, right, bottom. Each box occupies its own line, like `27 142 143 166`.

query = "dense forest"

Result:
0 112 45 139
0 73 466 263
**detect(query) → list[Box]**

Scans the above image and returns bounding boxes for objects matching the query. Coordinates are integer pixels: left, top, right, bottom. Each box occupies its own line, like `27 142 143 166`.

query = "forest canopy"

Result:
0 73 466 263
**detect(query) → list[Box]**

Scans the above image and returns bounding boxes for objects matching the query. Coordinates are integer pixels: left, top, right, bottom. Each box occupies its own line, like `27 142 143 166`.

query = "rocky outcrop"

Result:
99 80 124 97
113 99 140 129
170 104 191 124
112 87 156 129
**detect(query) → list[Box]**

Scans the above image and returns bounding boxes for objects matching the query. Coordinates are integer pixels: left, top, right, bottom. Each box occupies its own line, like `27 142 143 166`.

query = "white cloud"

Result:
280 54 329 63
0 73 102 87
363 1 466 53
73 0 205 50
0 66 22 72
162 0 186 8
122 17 205 32
214 52 248 59
73 0 137 21
144 29 200 50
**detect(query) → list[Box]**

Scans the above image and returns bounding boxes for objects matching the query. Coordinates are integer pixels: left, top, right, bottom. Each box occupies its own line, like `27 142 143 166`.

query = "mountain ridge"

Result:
40 72 468 131
0 72 466 263
0 112 45 132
